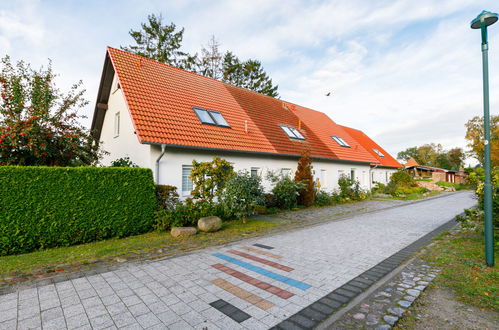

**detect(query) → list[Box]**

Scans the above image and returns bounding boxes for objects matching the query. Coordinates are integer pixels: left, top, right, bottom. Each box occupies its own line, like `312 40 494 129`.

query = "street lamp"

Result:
471 10 497 267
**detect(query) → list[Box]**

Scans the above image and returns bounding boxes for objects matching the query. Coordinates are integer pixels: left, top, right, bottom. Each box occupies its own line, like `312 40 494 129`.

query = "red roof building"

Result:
92 47 402 194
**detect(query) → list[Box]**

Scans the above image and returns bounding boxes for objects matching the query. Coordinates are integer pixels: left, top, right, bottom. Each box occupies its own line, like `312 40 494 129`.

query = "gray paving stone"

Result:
111 311 136 328
0 319 17 330
106 302 128 316
41 307 63 323
63 304 85 318
89 314 114 329
136 312 161 328
128 303 150 317
42 316 66 329
84 305 107 319
17 315 41 330
65 313 90 329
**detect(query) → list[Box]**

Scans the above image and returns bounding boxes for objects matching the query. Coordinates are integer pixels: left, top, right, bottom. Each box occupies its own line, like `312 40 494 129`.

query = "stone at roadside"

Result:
398 300 412 308
171 227 197 237
406 289 420 297
414 285 426 291
366 314 380 325
198 216 222 232
417 281 429 286
375 325 391 330
383 315 398 325
115 258 127 263
387 307 406 317
405 295 416 302
353 313 365 320
375 291 391 298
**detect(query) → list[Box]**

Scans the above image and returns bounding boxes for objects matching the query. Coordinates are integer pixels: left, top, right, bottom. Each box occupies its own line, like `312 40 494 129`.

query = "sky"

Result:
1 0 498 164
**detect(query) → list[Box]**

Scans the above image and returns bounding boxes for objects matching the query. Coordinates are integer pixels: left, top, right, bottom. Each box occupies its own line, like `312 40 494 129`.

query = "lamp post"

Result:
471 10 497 267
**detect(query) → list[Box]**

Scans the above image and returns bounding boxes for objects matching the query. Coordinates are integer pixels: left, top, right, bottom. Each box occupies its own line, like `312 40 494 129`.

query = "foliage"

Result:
294 152 315 206
397 143 465 170
263 193 278 208
190 156 234 202
267 171 306 209
435 181 456 187
372 171 429 197
338 174 364 200
390 171 417 187
154 200 218 230
219 171 265 220
465 115 499 167
155 185 179 210
122 15 279 97
0 56 101 166
469 166 499 225
314 190 336 206
121 13 194 69
110 156 138 167
0 166 157 256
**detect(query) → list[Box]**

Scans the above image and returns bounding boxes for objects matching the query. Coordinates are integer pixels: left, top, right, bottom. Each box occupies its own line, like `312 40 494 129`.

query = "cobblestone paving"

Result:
329 257 440 329
0 192 475 330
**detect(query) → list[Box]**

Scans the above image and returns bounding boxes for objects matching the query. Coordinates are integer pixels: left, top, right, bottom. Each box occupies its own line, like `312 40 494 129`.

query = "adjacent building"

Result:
91 47 402 197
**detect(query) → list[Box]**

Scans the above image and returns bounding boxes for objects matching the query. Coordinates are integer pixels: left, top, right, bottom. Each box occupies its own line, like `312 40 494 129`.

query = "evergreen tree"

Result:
294 152 315 206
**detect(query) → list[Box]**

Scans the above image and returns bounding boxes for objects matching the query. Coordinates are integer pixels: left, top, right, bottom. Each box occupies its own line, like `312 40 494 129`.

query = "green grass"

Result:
0 218 276 278
422 228 498 310
390 191 442 200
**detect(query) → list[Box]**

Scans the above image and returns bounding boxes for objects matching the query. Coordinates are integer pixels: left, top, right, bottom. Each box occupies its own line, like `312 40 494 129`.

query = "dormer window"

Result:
373 148 385 157
331 136 350 147
280 125 305 140
193 107 230 127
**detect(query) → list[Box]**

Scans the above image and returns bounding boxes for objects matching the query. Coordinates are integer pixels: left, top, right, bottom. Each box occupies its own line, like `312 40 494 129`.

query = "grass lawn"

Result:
0 218 276 279
421 225 498 310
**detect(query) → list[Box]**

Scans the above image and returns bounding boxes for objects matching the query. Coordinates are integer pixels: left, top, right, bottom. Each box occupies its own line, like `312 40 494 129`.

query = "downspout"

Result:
155 144 166 184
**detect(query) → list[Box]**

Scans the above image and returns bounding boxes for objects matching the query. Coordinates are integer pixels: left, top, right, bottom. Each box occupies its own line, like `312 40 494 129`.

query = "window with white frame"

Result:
182 166 193 195
251 167 259 178
114 112 120 137
193 107 230 127
373 148 385 157
350 169 356 181
279 125 305 140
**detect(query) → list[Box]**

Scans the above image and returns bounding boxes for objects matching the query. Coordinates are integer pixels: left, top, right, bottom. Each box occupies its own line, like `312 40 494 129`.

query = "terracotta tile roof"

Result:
339 126 403 168
106 47 384 164
405 157 420 167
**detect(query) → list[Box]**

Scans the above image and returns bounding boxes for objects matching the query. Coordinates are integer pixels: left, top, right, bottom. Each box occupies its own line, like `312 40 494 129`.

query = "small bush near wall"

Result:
0 166 157 256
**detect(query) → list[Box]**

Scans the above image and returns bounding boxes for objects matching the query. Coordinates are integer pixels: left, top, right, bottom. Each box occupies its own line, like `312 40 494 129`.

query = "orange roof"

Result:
340 126 403 168
95 47 391 164
405 157 420 167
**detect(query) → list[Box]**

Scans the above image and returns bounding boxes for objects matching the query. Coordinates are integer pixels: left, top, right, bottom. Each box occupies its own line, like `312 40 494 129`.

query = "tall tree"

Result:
0 56 101 166
123 14 279 97
199 35 223 79
397 146 418 162
465 115 499 167
121 13 192 68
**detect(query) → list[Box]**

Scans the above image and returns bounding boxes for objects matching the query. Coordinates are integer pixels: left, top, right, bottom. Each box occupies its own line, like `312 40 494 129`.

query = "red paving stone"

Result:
227 250 294 272
211 263 294 299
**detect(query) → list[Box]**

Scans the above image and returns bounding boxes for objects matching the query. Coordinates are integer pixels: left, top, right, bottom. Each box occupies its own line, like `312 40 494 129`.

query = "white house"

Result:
91 47 402 197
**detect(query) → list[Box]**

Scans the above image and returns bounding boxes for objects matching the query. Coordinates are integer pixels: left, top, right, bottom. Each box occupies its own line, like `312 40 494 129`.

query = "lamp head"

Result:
471 10 498 29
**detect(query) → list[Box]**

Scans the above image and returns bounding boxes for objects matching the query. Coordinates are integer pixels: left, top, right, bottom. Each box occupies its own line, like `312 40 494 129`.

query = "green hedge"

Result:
0 166 157 256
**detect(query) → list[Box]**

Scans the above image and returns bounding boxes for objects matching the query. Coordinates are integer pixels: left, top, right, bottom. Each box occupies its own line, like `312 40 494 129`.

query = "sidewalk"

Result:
0 191 475 329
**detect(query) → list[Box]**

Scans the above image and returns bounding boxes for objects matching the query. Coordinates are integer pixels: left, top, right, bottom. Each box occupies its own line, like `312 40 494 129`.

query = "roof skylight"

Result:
331 136 350 147
373 148 385 157
280 125 305 140
193 107 230 127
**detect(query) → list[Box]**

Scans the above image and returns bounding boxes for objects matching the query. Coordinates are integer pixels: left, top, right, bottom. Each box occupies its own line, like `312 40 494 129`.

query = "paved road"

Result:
0 192 476 330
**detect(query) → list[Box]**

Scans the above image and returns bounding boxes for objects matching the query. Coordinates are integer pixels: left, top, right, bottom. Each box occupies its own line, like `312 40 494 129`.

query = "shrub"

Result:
190 157 234 202
0 166 157 256
338 174 363 200
110 157 139 167
267 172 306 209
219 171 265 220
156 185 179 210
314 190 333 206
435 181 456 187
263 193 278 208
155 200 218 230
390 171 417 187
294 152 315 206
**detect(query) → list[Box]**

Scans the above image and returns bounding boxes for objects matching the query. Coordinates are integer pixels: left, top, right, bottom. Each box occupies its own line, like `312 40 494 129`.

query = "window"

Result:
193 107 230 127
280 125 305 140
331 136 350 147
114 112 120 137
350 169 355 181
281 168 291 177
373 148 385 157
182 166 193 195
251 167 259 178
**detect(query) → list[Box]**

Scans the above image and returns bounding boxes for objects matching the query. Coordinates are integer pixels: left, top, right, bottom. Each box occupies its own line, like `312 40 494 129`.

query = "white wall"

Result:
371 167 399 185
151 146 372 197
99 74 151 167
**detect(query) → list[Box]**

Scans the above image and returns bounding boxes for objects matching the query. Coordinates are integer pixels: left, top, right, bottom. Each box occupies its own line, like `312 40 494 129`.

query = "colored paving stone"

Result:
209 299 251 323
227 249 294 272
211 278 274 310
212 253 311 290
211 264 294 299
253 243 274 250
240 246 283 259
